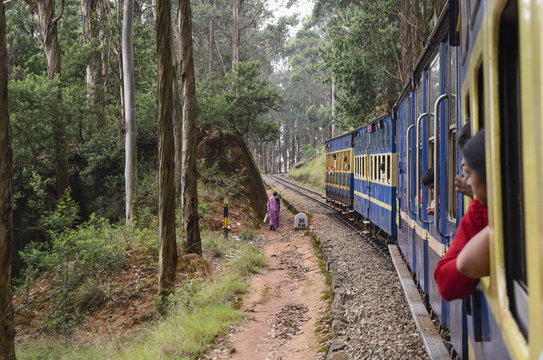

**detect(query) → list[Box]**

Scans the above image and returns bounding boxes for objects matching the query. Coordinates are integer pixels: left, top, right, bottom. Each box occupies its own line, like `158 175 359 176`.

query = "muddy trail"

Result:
205 191 328 360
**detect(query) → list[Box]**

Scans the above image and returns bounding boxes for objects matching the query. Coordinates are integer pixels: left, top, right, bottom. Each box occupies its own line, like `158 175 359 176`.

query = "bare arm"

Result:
457 226 490 278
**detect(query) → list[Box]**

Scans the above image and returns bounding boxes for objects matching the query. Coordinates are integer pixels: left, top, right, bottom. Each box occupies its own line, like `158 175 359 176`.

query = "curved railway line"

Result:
264 174 391 255
262 173 453 359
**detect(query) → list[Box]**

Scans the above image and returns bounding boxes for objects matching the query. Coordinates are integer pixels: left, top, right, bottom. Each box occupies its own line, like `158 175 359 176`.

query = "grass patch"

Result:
230 244 268 276
16 243 267 360
202 235 228 258
288 150 325 192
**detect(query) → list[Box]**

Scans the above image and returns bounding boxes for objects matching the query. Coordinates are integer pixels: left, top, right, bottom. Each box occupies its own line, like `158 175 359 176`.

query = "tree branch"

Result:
22 0 37 13
52 0 65 25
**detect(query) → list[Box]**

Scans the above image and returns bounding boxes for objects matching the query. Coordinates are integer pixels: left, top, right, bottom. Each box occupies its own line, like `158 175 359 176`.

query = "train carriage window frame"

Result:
427 54 440 207
497 0 528 339
387 154 391 184
381 122 386 150
447 45 458 222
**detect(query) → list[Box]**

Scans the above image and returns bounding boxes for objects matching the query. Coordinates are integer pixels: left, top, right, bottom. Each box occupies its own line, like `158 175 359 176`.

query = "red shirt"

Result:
434 198 488 301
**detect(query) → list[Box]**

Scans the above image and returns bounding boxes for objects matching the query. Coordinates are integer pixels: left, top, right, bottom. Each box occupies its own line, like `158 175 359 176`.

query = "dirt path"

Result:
228 200 327 360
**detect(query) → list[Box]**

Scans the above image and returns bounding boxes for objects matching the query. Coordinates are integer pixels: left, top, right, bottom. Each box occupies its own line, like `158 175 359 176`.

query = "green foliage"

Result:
238 229 258 242
197 61 282 139
42 190 80 235
320 0 403 130
202 235 226 258
16 238 267 359
230 244 268 276
166 279 203 310
18 214 126 336
289 148 326 191
17 241 47 303
196 158 246 198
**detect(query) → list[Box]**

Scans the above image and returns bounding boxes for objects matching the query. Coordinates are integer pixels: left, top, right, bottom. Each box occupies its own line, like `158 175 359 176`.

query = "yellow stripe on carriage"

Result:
355 190 392 211
399 210 446 257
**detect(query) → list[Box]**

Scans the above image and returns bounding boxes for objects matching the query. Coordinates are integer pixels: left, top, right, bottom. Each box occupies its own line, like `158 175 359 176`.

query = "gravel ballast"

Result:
264 175 431 359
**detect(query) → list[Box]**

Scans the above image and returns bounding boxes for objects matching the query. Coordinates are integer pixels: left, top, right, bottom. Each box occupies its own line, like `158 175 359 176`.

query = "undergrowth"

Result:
288 150 325 191
16 240 267 360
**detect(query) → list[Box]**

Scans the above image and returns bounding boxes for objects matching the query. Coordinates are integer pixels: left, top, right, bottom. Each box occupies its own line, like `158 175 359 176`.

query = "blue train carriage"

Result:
395 0 543 359
394 2 468 357
459 0 543 359
324 132 354 207
352 115 397 238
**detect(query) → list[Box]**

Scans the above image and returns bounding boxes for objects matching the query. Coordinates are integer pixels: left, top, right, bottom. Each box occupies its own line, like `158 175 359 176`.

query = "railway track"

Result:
263 174 391 256
263 173 453 359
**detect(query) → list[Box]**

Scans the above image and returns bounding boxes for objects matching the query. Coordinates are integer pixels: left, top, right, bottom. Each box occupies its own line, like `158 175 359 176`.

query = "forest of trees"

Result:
0 0 446 356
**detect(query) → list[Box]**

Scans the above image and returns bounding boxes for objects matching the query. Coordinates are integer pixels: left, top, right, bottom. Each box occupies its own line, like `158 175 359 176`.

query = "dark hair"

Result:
422 167 434 186
344 156 348 161
273 191 278 196
462 129 485 178
379 162 385 171
458 120 471 149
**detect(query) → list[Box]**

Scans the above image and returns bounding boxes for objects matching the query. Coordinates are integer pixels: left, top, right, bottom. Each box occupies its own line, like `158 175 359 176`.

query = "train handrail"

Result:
406 124 416 216
433 94 452 240
415 112 431 225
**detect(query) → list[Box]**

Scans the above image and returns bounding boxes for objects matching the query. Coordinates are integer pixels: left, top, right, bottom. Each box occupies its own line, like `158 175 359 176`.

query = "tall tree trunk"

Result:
208 0 214 74
123 0 138 224
172 41 182 205
118 51 125 148
295 135 300 164
260 142 266 172
81 0 104 124
179 0 202 255
99 2 109 105
290 125 295 166
231 0 239 71
283 126 288 173
331 77 336 138
28 0 69 198
156 0 177 297
276 137 281 173
0 4 16 357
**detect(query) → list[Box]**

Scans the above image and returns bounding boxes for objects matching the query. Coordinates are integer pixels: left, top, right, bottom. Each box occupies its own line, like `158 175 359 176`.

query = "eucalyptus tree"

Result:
81 0 105 121
319 0 402 129
0 3 16 358
273 25 330 167
179 0 202 255
156 0 178 295
198 61 281 138
122 0 138 224
23 0 69 197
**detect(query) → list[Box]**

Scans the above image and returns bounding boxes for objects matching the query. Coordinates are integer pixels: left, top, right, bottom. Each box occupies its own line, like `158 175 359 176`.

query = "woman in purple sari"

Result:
267 191 280 230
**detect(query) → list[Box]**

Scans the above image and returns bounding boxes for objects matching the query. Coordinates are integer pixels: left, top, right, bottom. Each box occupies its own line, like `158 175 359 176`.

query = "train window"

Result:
429 53 440 139
374 156 377 180
427 54 439 197
416 79 423 117
387 154 391 184
448 46 458 221
498 0 528 338
476 65 484 130
386 121 390 149
381 124 386 150
382 122 387 150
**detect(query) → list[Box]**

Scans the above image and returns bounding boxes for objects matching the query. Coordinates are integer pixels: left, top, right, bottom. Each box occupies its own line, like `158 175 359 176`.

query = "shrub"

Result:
238 229 257 242
202 236 226 258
